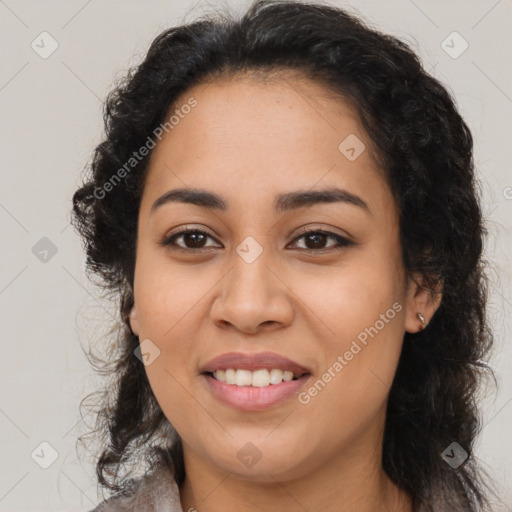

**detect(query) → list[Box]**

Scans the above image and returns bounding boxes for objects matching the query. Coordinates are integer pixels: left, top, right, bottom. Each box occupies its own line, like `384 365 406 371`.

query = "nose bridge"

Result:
229 235 275 300
210 234 293 331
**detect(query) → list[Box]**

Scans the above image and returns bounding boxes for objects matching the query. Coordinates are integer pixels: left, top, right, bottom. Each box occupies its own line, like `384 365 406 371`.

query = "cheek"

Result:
301 249 402 343
297 253 405 423
145 364 215 449
133 261 207 405
133 254 210 338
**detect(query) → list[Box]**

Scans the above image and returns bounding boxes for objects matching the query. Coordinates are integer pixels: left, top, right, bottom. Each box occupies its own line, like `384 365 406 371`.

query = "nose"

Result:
210 250 294 334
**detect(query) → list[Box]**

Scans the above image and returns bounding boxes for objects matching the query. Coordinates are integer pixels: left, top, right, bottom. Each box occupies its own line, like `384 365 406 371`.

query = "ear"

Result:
129 304 140 336
404 273 443 333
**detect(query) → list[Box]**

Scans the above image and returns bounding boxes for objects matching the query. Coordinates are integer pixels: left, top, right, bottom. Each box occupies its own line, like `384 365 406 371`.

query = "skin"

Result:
129 71 441 512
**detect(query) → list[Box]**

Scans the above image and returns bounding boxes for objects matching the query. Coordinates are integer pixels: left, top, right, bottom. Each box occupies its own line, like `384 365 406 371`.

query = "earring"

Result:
417 312 426 329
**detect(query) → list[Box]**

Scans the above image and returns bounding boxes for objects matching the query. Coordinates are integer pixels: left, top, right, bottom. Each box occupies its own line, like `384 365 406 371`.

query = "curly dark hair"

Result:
71 0 495 510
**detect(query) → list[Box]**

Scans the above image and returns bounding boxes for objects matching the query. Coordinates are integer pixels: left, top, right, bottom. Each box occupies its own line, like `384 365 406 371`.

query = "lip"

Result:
202 373 311 411
199 351 311 375
199 351 312 411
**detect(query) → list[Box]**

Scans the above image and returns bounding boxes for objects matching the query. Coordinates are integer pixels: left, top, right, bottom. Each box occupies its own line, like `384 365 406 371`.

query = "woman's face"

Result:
130 73 427 482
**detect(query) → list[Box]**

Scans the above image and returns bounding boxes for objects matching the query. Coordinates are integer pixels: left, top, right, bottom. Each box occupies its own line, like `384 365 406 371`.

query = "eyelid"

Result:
290 224 352 241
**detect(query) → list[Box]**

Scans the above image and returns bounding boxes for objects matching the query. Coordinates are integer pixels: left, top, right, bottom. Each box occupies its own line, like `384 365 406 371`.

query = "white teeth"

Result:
283 370 294 382
252 369 270 387
212 368 302 386
235 369 252 386
269 369 283 384
225 368 236 385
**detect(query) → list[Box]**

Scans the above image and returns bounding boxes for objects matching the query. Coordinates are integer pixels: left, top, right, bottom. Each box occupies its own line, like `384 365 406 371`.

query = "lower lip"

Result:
202 373 311 411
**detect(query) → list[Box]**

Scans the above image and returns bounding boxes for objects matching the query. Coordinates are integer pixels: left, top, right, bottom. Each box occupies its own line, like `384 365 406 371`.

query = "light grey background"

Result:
1 0 511 510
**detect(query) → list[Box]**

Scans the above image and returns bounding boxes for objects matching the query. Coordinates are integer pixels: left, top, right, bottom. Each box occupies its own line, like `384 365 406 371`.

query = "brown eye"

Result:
160 229 220 251
159 227 354 253
288 229 354 252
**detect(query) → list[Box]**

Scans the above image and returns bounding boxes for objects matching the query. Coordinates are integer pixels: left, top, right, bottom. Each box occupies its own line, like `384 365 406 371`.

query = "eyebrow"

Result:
151 187 371 215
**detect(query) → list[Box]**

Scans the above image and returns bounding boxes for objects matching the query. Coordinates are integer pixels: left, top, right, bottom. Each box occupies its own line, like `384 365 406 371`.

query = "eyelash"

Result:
159 226 354 253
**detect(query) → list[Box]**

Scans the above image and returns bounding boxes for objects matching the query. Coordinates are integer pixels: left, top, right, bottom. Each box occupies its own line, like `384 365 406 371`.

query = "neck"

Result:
178 435 412 512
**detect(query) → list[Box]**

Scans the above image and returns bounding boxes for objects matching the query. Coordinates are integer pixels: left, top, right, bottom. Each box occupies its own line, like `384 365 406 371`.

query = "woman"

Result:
72 0 494 510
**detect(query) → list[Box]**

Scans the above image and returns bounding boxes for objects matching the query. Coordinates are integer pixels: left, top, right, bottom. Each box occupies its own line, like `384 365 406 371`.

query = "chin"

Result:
200 440 313 482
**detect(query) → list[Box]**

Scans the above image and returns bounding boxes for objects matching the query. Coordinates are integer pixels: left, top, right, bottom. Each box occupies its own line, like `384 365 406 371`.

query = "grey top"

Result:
87 464 439 512
88 465 183 512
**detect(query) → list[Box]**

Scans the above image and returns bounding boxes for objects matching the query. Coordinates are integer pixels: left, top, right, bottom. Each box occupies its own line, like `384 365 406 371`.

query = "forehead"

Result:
140 72 390 216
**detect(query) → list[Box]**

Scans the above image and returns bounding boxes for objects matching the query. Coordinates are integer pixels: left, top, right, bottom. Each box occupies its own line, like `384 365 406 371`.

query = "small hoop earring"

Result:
417 312 426 326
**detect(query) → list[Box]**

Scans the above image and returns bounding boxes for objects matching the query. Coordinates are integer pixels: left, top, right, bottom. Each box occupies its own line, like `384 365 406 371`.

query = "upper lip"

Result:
200 351 311 376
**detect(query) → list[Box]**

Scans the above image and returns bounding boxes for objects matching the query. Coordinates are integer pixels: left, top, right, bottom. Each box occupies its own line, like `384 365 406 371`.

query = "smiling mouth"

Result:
203 368 309 387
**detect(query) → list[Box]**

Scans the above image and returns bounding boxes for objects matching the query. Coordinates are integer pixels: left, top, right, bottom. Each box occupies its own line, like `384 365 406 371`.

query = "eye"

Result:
287 228 354 252
159 227 220 251
159 226 355 253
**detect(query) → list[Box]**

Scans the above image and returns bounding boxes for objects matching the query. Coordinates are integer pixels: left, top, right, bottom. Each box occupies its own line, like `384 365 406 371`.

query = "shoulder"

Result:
87 465 183 512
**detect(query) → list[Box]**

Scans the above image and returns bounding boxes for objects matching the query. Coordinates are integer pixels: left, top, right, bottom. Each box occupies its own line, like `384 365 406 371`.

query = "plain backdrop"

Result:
0 0 511 510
